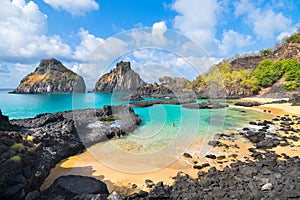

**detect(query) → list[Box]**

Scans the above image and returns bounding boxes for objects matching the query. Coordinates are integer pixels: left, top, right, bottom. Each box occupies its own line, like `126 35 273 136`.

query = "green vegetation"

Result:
69 74 78 80
10 143 25 151
282 59 300 81
284 82 298 90
10 155 21 162
192 58 300 92
58 79 65 85
99 115 121 122
192 61 258 92
252 59 283 87
251 59 300 90
260 48 272 56
286 33 300 43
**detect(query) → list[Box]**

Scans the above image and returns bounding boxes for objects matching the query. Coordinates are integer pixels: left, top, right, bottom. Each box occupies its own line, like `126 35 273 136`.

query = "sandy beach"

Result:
41 98 300 195
241 97 300 115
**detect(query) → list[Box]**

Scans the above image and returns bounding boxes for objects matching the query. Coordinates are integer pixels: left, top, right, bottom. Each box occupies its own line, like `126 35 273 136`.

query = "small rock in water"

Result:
261 183 273 191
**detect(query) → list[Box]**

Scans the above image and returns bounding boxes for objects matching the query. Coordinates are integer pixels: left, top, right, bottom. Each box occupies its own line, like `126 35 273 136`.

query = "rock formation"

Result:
13 58 86 93
94 61 146 93
0 105 141 199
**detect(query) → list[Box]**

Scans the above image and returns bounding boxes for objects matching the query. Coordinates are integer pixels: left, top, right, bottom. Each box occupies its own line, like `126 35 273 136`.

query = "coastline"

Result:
40 98 300 196
1 96 300 198
41 98 300 195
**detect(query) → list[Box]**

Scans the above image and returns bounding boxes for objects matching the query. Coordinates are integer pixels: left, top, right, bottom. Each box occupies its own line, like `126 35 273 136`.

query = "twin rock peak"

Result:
13 58 145 94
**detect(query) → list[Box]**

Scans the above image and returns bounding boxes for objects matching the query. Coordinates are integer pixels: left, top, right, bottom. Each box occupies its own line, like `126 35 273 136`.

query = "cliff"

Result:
192 33 300 98
94 61 146 93
13 58 86 93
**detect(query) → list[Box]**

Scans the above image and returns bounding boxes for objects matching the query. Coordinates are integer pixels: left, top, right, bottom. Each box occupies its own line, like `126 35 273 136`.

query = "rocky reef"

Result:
13 58 86 94
94 61 146 93
0 105 141 200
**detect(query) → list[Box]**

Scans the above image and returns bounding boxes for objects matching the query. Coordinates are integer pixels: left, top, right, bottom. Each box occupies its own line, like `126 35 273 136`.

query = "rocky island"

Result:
93 61 146 93
13 58 86 94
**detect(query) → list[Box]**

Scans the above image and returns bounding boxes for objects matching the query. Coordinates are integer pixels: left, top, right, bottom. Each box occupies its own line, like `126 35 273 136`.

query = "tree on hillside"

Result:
253 59 283 87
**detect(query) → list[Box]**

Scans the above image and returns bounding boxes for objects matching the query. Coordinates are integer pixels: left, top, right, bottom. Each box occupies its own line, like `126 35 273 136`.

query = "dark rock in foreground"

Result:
41 175 109 199
0 110 10 130
0 105 141 200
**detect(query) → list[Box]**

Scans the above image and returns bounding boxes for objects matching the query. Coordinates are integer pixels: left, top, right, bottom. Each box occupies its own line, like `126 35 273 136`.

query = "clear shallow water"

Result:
0 89 273 172
0 88 271 137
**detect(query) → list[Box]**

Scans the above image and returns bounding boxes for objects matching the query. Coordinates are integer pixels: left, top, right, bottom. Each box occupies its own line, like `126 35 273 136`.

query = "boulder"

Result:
41 175 109 199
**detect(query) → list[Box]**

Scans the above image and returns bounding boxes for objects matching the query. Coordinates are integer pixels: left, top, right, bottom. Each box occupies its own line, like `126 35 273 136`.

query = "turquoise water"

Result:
1 89 273 172
0 89 271 135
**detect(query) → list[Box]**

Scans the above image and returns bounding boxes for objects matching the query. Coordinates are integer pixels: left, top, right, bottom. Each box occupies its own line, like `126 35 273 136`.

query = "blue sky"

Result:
0 0 299 88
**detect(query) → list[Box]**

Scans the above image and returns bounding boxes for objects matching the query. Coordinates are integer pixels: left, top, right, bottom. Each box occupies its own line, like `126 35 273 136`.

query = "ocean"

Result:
0 89 273 172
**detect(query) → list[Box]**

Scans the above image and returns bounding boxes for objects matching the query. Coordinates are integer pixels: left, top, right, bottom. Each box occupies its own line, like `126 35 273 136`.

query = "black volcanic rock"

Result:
13 58 86 94
41 175 109 199
0 110 9 130
234 101 263 107
94 61 146 93
0 105 141 199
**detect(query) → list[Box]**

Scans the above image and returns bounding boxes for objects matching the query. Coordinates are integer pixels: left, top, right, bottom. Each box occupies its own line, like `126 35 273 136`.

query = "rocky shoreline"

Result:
0 106 141 200
122 113 300 199
1 102 300 199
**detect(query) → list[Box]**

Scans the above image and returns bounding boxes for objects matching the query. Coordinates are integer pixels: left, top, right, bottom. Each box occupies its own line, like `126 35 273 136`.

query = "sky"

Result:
0 0 299 88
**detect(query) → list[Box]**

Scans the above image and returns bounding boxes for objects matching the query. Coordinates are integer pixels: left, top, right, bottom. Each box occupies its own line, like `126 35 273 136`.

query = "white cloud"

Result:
234 0 292 40
218 29 253 56
43 0 99 16
0 0 72 63
171 0 219 52
152 21 168 45
72 36 128 87
73 28 104 61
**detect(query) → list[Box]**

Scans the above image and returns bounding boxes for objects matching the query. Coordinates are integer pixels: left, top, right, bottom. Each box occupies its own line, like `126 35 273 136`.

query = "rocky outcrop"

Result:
290 94 300 106
13 58 86 94
40 175 109 199
131 83 175 98
0 105 141 200
234 101 263 107
94 61 146 93
0 114 84 200
0 110 10 130
182 101 228 109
